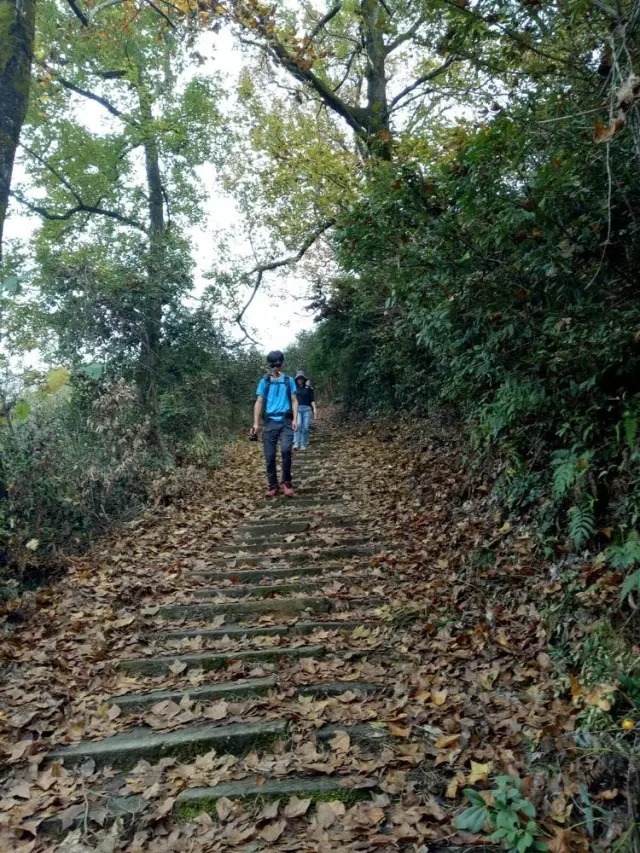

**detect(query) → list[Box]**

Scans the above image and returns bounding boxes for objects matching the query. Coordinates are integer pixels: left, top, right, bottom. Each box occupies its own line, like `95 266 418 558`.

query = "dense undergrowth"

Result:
0 340 261 596
304 97 640 603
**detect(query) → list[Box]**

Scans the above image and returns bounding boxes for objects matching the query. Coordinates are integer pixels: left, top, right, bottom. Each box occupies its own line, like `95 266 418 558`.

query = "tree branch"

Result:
51 71 137 123
64 0 89 26
87 0 125 21
389 57 456 110
10 190 147 232
144 0 176 28
237 219 335 325
385 16 424 55
308 2 343 42
265 39 368 134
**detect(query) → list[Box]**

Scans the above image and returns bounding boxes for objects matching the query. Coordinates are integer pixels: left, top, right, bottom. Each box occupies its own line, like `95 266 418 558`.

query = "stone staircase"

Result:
42 434 396 836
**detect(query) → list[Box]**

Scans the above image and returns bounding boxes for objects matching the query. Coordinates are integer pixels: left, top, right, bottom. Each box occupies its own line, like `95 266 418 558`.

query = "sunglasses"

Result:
267 361 283 368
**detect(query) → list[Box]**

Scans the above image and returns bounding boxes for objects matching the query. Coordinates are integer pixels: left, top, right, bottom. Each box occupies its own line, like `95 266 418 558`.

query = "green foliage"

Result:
454 777 547 851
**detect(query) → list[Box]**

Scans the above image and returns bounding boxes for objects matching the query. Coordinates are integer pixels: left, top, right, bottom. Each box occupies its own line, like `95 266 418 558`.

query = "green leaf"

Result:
454 804 490 833
620 568 640 599
1 274 20 294
13 399 30 421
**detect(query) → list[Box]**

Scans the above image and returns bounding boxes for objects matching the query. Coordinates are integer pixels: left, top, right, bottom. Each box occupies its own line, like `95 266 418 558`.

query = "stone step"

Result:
210 546 378 568
255 498 350 510
191 578 365 601
175 774 373 819
241 518 355 535
47 719 287 770
218 537 368 555
118 644 326 676
110 679 380 715
143 619 375 643
186 564 338 583
110 677 277 713
157 596 332 622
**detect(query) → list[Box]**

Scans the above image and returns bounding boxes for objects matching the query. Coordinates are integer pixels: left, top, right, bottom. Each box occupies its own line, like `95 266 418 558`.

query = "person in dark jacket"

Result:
293 370 316 451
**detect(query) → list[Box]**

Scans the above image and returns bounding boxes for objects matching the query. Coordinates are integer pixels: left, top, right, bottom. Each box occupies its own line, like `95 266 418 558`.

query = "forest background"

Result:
1 0 640 838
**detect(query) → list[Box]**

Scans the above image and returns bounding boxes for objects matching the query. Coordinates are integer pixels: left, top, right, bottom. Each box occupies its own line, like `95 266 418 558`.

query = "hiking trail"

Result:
1 423 583 851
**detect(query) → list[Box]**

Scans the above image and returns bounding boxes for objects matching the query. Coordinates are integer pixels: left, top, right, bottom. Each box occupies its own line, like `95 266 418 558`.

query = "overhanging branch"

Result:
10 190 147 232
389 57 456 111
236 219 335 326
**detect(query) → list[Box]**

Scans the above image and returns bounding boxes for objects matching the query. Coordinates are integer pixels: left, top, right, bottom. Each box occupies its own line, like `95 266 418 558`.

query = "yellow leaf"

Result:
430 689 448 706
467 761 492 784
621 719 636 730
46 366 70 393
436 733 459 749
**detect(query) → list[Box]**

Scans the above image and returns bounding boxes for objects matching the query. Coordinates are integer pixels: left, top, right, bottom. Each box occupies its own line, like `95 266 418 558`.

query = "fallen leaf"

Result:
316 800 345 828
284 796 311 818
260 819 286 842
467 761 492 784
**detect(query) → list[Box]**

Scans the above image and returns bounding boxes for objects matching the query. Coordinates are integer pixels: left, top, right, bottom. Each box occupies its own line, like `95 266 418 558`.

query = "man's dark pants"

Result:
262 418 294 488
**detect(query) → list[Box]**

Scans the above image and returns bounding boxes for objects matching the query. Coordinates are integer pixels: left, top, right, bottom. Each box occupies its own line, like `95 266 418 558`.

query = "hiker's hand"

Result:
292 420 298 431
251 425 259 435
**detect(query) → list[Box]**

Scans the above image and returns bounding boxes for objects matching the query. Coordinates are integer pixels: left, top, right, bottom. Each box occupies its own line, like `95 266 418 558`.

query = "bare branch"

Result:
65 0 89 26
389 57 456 110
19 141 83 204
87 0 125 21
385 16 424 55
50 71 137 123
144 0 176 28
10 190 147 232
308 2 343 42
237 219 335 325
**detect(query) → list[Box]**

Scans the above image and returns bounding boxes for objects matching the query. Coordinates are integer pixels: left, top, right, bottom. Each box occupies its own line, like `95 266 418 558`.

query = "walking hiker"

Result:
251 350 298 497
293 371 316 451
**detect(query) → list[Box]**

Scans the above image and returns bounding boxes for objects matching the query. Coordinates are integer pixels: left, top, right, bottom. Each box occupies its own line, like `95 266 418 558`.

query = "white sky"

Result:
3 26 319 354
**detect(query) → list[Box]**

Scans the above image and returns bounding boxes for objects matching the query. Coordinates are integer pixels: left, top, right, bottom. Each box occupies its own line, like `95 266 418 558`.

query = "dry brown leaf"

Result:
260 819 286 842
284 796 311 818
316 800 346 828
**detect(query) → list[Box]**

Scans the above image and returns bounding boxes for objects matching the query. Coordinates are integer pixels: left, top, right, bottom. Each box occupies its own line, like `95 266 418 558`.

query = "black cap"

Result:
267 350 284 365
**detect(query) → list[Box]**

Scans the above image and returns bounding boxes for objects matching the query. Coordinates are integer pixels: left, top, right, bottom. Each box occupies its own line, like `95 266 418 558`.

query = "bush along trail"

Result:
0 420 637 852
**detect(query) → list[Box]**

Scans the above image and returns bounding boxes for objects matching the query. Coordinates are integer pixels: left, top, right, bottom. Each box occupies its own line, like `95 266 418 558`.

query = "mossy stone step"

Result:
157 596 331 622
242 518 355 535
118 644 326 676
254 498 350 510
191 579 365 601
47 719 287 770
217 537 367 554
186 564 335 583
193 581 323 599
109 679 380 715
143 619 375 643
175 774 373 820
210 545 377 568
110 677 276 713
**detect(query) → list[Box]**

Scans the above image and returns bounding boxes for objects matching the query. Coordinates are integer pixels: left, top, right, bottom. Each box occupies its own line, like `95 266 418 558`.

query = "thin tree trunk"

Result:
0 0 36 261
136 76 166 451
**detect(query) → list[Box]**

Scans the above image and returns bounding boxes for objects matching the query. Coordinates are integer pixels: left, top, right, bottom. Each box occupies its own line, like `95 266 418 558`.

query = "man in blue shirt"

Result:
251 350 299 497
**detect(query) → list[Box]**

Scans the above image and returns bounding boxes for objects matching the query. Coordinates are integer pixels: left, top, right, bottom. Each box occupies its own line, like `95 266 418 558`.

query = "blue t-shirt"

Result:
256 374 297 421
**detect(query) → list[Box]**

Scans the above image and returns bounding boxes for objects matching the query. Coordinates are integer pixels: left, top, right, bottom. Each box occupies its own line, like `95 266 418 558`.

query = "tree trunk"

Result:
360 0 391 160
136 77 166 451
0 0 36 261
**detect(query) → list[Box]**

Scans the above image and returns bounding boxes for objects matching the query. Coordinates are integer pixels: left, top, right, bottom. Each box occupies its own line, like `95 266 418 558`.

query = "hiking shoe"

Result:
281 482 295 497
293 445 299 451
265 486 280 498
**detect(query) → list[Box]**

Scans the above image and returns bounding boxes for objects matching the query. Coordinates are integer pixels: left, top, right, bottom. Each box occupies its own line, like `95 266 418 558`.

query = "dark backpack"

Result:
263 374 293 419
